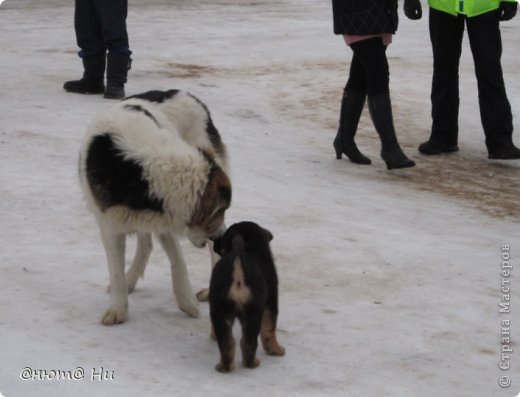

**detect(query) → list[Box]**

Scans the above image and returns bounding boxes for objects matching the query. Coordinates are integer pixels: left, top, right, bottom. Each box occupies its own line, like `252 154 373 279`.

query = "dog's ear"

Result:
222 232 237 255
213 235 224 256
213 231 235 256
262 227 273 242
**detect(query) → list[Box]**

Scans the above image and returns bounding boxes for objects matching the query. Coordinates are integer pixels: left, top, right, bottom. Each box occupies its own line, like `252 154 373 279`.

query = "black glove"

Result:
404 0 422 20
499 1 517 21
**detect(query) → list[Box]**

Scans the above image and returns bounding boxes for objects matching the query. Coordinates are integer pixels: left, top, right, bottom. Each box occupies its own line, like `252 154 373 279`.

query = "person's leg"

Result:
466 10 520 159
95 0 130 54
351 38 415 169
333 53 371 164
75 0 105 57
419 8 464 154
95 0 132 99
63 0 105 94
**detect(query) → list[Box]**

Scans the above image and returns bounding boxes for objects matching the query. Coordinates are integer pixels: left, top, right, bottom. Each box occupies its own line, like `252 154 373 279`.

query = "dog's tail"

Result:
230 233 244 257
229 234 250 305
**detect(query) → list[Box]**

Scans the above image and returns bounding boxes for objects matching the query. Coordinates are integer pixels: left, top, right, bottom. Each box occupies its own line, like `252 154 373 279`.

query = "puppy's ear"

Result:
222 232 236 254
262 228 273 242
213 236 224 256
213 232 234 256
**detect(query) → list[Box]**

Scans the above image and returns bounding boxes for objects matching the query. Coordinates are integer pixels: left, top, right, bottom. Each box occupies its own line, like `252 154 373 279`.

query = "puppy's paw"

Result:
215 362 234 373
196 288 209 302
101 307 128 325
266 344 286 356
262 336 286 356
242 357 260 369
177 295 200 318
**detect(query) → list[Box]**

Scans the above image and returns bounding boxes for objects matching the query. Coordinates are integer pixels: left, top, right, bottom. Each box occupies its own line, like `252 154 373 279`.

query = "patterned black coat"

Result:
332 0 398 35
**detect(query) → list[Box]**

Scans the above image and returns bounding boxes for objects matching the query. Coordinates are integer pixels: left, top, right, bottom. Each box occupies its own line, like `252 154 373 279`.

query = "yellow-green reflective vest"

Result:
428 0 517 17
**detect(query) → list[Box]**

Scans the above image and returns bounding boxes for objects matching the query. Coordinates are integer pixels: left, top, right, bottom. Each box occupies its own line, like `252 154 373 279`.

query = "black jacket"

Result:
332 0 398 35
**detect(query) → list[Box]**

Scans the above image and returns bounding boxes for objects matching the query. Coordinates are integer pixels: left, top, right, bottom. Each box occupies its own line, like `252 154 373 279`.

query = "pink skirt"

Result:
343 33 393 46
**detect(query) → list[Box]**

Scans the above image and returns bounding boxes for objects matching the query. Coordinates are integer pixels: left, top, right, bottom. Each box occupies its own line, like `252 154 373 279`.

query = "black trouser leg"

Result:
75 0 104 57
90 0 131 99
75 0 130 56
66 0 106 94
70 0 130 96
466 10 517 157
94 0 131 54
420 8 464 154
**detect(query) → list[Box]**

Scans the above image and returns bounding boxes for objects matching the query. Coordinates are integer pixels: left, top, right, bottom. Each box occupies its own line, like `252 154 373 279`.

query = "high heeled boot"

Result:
367 90 415 170
333 89 371 165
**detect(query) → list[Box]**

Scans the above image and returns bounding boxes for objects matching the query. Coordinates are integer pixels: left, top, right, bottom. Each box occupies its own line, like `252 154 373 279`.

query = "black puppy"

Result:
209 221 285 373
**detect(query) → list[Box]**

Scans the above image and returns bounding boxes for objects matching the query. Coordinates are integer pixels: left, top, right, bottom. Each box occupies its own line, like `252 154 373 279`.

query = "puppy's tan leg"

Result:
260 308 285 356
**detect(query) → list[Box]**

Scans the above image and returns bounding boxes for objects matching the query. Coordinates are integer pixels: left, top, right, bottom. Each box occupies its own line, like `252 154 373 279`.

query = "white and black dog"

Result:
79 90 231 325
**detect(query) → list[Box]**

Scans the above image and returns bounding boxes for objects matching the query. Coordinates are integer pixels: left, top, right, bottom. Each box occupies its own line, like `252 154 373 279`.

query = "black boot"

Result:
333 89 372 165
488 140 520 160
418 139 459 155
367 91 415 170
63 55 105 94
104 53 131 99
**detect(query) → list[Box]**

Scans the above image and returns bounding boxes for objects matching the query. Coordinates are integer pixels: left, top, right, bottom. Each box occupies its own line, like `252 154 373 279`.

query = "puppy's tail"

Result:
230 233 245 257
229 234 250 304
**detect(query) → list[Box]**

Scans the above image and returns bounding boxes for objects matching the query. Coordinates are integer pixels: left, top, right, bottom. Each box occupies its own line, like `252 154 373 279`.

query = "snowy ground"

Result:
1 0 519 396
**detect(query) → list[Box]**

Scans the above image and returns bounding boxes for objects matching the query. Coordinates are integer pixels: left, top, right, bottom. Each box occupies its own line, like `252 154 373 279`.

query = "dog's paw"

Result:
177 295 200 318
215 362 234 373
242 358 260 369
196 288 209 302
266 344 286 356
101 307 128 325
262 335 286 356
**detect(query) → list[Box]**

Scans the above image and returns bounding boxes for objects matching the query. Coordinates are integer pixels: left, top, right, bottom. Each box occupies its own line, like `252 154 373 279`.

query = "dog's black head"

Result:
213 221 273 256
